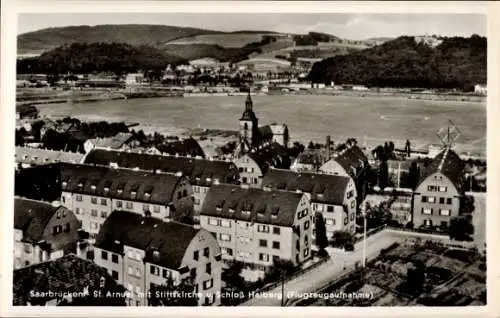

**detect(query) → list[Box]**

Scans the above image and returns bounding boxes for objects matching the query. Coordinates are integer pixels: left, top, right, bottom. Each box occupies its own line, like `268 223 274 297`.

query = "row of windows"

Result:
298 209 309 220
128 265 141 277
150 265 172 278
193 186 209 194
239 167 255 173
427 185 448 192
208 218 231 228
241 177 259 185
421 208 451 216
193 247 210 261
258 239 281 250
101 250 119 263
55 210 67 218
421 196 453 204
73 195 162 213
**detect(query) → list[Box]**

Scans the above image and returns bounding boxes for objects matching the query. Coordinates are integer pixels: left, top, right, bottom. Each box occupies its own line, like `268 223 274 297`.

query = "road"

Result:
241 230 401 306
469 192 486 251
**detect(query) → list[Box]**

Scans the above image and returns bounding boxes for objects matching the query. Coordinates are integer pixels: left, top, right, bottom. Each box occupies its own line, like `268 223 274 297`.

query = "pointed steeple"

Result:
245 91 253 111
240 90 257 121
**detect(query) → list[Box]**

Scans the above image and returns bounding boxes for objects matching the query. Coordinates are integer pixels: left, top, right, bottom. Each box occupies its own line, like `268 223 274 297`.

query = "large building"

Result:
413 147 464 229
82 149 239 219
83 132 138 154
59 163 194 239
94 211 222 306
15 146 84 169
261 169 357 237
234 143 291 188
14 198 81 269
237 93 289 154
200 184 312 277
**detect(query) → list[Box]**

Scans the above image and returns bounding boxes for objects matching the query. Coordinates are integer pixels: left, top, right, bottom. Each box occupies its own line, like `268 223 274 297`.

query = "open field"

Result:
34 95 486 156
166 33 279 48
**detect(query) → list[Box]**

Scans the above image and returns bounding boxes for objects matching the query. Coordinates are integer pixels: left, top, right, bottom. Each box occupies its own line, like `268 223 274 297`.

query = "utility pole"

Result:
281 269 285 306
362 201 367 268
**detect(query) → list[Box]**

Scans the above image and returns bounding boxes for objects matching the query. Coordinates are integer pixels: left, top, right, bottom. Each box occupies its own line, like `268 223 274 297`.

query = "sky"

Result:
17 13 486 40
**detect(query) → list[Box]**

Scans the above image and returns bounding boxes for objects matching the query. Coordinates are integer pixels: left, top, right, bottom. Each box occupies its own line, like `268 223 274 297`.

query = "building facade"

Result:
14 198 81 269
94 211 222 306
261 169 357 239
413 148 464 229
59 163 194 240
82 149 239 221
199 184 312 278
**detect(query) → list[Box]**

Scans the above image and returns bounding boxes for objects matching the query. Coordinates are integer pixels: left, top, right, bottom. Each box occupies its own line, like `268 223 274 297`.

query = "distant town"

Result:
12 19 487 308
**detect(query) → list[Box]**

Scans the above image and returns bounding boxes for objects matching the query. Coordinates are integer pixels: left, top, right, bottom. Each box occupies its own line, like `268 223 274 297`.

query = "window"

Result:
351 201 355 209
116 201 123 208
220 219 231 228
344 218 348 225
163 269 170 278
193 250 199 261
304 220 310 230
75 207 80 215
150 265 159 275
422 196 428 203
304 249 309 257
127 251 134 259
128 266 133 275
326 218 335 226
239 236 250 243
194 198 200 205
439 197 445 204
273 227 280 235
257 225 270 233
125 202 133 209
259 239 268 247
259 253 269 261
112 270 118 280
64 222 70 232
206 263 212 274
222 247 233 256
440 209 450 216
143 204 149 211
203 279 213 290
220 233 231 242
101 198 107 206
135 252 141 261
203 247 210 258
194 186 200 193
427 185 436 192
428 197 436 203
136 268 141 276
350 213 355 221
91 209 98 217
153 205 161 213
56 211 61 218
76 195 83 202
112 254 119 263
447 198 453 205
272 241 280 250
91 197 98 204
208 218 219 226
327 206 334 213
52 225 62 235
316 204 324 212
101 211 107 218
439 186 447 192
422 208 432 215
190 268 196 279
23 244 32 254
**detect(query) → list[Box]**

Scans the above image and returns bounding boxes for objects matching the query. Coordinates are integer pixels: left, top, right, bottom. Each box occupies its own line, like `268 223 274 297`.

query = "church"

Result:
236 92 289 155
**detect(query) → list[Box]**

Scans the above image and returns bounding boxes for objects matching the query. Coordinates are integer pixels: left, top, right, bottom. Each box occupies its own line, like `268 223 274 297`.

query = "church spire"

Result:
245 90 253 111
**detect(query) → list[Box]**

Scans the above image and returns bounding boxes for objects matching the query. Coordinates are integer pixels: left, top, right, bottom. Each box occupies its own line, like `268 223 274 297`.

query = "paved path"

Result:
241 230 400 306
470 192 486 250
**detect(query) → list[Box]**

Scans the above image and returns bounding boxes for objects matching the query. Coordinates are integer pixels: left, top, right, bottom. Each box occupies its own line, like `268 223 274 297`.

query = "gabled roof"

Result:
95 211 199 269
60 163 183 204
258 125 274 140
243 143 291 173
200 184 304 227
88 132 134 149
333 145 367 175
262 169 352 205
14 198 63 243
83 149 239 187
418 148 464 192
156 138 205 158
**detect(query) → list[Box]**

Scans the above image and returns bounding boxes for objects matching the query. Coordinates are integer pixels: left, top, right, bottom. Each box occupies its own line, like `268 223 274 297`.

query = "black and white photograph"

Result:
0 1 498 316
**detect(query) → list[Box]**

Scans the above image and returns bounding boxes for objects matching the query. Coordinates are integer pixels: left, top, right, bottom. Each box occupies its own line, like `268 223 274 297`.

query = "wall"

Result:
234 156 263 188
41 206 80 251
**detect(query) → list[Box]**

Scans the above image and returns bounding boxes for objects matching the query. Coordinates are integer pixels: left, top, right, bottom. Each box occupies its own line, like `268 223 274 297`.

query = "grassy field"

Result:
166 33 276 48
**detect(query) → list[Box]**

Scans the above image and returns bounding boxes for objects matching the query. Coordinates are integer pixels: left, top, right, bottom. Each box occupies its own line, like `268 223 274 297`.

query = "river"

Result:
35 94 486 156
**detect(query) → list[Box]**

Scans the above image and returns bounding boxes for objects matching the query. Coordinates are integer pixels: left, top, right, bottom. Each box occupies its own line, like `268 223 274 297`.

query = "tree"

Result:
378 160 389 189
407 161 420 190
330 231 354 249
314 213 328 255
449 216 474 241
148 275 198 306
402 261 426 296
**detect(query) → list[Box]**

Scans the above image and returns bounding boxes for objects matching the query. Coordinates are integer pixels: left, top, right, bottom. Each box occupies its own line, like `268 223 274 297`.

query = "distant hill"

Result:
17 42 187 74
308 35 486 90
17 24 221 53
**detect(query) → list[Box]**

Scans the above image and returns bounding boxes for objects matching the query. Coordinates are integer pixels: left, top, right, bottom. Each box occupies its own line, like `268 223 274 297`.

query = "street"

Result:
469 192 486 251
242 230 401 306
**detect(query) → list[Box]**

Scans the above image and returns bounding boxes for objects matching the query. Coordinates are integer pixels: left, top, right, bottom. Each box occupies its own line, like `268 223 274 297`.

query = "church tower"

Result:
239 91 259 153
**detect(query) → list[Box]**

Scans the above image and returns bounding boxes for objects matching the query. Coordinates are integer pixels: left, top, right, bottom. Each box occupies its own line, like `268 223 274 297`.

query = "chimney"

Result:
326 135 331 160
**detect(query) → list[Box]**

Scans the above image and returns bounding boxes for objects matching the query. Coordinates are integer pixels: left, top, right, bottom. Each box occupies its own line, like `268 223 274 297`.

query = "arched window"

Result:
244 123 248 130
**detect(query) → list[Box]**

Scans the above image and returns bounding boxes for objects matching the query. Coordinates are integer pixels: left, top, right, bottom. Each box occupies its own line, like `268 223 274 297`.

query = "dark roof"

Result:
262 169 351 205
83 149 238 187
95 211 199 269
245 143 291 173
240 94 258 121
156 138 206 158
418 148 464 192
200 184 304 227
333 145 367 176
16 104 39 117
13 254 126 306
14 198 63 243
258 125 274 140
60 163 183 204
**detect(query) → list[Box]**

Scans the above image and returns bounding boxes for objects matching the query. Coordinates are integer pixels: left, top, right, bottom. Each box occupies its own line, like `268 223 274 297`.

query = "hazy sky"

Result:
18 13 486 40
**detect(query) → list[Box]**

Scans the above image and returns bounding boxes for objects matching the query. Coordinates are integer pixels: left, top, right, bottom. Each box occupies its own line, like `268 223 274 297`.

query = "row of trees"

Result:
308 35 486 90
